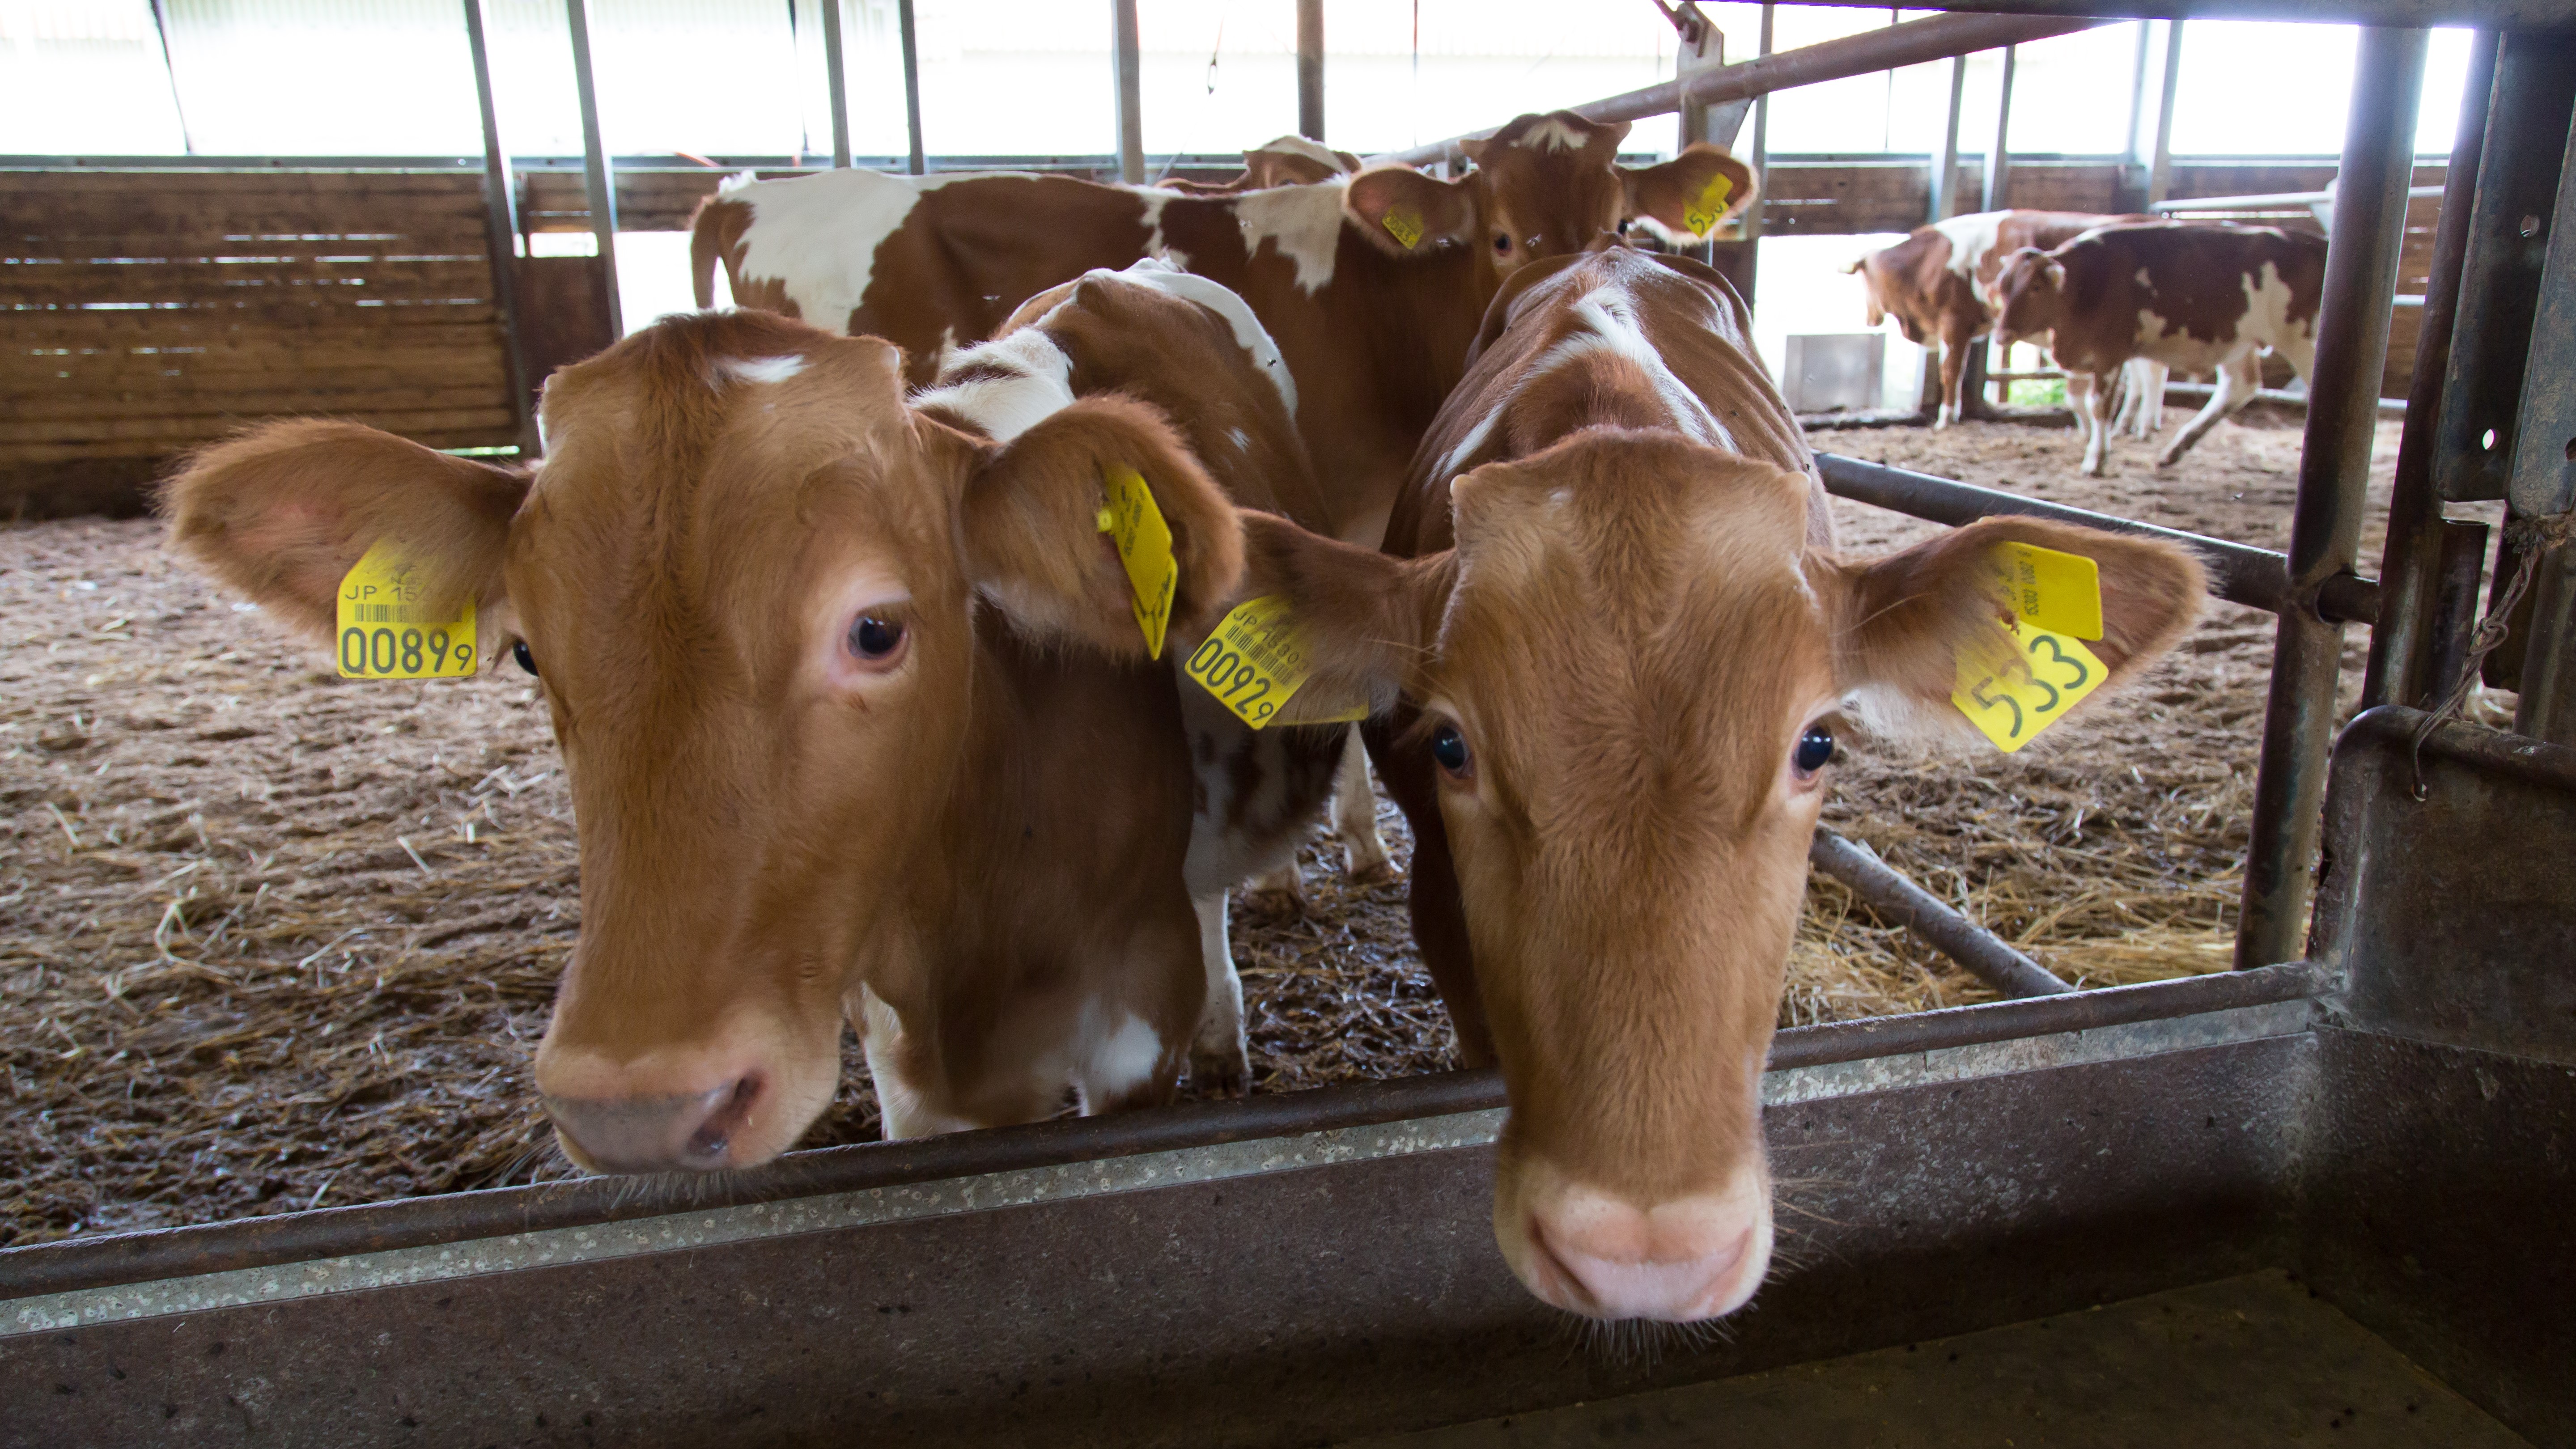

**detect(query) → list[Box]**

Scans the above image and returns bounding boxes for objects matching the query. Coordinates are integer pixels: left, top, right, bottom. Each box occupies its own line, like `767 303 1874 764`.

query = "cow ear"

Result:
1231 512 1455 709
1622 144 1757 239
1343 165 1478 258
161 419 526 646
956 395 1243 659
1829 516 2204 744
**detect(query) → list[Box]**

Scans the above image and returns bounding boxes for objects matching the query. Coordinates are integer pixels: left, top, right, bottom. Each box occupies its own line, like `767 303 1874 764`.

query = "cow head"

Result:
1236 431 2203 1320
165 311 1242 1175
1341 112 1756 280
1987 245 2069 349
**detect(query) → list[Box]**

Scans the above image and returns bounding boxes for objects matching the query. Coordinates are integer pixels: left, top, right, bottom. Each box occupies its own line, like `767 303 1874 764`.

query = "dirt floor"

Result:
0 407 2472 1247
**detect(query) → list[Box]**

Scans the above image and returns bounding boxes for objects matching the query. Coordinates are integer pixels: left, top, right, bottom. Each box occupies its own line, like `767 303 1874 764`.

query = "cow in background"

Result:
1156 134 1362 195
1989 220 2325 475
1847 209 2167 433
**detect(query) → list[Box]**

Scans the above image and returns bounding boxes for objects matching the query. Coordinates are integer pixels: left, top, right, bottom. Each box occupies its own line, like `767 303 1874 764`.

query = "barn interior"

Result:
4 1 2572 1444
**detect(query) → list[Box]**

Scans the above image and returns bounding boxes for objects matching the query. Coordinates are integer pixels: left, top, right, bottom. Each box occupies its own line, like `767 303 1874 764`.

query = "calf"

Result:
1156 134 1362 195
166 309 1247 1167
1848 209 2166 432
1988 220 2326 475
1233 248 2204 1320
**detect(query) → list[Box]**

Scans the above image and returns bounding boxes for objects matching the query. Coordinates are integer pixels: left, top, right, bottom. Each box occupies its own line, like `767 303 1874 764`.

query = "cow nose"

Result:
1515 1178 1772 1322
544 1075 763 1174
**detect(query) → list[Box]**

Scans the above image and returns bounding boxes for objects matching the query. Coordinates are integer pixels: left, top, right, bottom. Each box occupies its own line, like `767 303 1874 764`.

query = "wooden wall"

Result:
1 169 519 517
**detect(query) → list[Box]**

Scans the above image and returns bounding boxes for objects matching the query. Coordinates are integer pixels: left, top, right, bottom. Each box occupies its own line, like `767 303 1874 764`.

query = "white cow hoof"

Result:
2154 448 2184 469
1189 1030 1252 1097
1341 848 1400 888
1242 860 1307 912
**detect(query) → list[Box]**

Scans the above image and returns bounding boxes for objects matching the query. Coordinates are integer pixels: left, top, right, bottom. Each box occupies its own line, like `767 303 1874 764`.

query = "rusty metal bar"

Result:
1376 11 2105 168
1984 42 2017 212
2363 28 2497 712
563 0 621 336
1812 830 2076 997
1295 0 1324 142
1111 0 1144 184
898 0 925 174
461 0 533 454
2237 25 2429 971
1814 453 2381 624
820 0 851 169
1931 54 1969 223
2147 19 2182 205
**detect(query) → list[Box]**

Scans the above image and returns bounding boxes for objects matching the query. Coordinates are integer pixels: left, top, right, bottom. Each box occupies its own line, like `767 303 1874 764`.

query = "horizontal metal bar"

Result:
1377 12 2107 168
2160 381 2410 416
1789 0 2571 26
1815 453 2381 624
2153 185 2446 212
1812 829 2076 996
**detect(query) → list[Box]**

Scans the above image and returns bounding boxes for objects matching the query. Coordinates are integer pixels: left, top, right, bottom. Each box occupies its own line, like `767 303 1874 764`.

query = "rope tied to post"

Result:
2409 509 2576 799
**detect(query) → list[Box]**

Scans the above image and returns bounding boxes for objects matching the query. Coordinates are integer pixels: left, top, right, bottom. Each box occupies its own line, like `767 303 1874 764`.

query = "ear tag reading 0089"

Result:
1098 465 1177 659
1683 172 1734 236
1381 208 1426 250
1185 595 1368 729
335 540 476 680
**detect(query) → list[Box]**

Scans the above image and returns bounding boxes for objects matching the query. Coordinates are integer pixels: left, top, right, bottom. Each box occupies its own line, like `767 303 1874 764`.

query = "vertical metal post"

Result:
820 0 852 168
1744 2 1772 257
1296 0 1324 143
2148 19 2184 205
1111 0 1144 184
1673 2 1720 269
462 0 535 453
2504 106 2576 742
2122 18 2150 197
898 0 925 174
1983 44 2016 213
2236 26 2429 970
2364 29 2499 712
564 0 622 338
1930 53 1967 223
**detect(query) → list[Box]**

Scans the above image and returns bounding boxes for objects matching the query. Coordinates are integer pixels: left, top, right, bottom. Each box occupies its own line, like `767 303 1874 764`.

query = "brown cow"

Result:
1230 247 2205 1319
1156 134 1362 195
1988 220 2326 475
1847 209 2166 432
165 309 1251 1167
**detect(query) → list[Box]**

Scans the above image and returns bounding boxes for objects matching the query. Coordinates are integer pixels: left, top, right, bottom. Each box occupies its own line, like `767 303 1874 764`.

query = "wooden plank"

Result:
17 234 493 263
1761 163 1931 236
0 195 489 237
3 301 503 341
0 415 521 465
0 404 518 448
2005 164 2122 214
1 257 496 300
4 337 504 384
1 170 488 200
8 383 511 423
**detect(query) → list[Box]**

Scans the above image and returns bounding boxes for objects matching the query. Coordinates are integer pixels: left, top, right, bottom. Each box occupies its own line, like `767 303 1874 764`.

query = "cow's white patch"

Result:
913 325 1076 441
1074 1002 1166 1109
1513 116 1591 152
1532 287 1729 447
857 985 975 1139
1228 426 1251 452
1253 133 1345 170
734 167 988 335
1234 178 1350 295
1101 258 1299 418
1435 404 1502 483
1930 210 2011 284
715 355 806 386
1138 188 1174 263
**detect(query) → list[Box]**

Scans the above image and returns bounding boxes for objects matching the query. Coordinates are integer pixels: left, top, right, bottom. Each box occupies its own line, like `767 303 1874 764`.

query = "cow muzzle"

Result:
1499 1157 1774 1322
543 1074 769 1174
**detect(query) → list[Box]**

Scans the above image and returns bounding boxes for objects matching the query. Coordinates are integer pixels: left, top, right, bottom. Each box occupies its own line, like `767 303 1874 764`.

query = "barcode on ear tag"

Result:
1683 173 1734 235
1185 596 1358 729
1991 542 2103 640
1099 465 1176 659
1952 624 2107 753
1382 208 1425 250
335 540 476 680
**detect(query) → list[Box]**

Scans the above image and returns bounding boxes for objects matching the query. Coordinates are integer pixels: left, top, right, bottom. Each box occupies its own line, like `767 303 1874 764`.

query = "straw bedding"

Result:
2 412 2464 1246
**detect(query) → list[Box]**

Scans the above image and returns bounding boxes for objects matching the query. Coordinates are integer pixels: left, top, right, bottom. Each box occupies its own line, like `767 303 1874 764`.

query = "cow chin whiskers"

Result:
1555 1306 1737 1368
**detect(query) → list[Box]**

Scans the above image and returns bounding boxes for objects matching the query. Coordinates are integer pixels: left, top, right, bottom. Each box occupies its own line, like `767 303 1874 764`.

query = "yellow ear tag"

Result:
334 539 477 680
1683 172 1734 236
1185 595 1368 729
1381 207 1426 250
1099 465 1177 659
1952 623 2107 753
1990 541 2104 640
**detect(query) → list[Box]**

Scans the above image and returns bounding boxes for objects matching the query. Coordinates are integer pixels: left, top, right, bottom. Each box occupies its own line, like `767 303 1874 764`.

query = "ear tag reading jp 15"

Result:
1951 542 2108 753
1381 208 1425 250
1186 596 1369 729
1683 172 1734 236
335 540 477 680
1098 465 1176 659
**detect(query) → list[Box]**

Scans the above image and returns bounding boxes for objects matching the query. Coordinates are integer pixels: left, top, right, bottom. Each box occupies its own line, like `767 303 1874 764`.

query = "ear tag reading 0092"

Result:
1381 208 1425 250
335 540 476 680
1185 595 1369 729
1098 465 1177 659
1683 172 1734 236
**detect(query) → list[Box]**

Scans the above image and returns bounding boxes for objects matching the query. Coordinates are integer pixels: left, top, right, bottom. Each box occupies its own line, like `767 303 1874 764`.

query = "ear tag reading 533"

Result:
1381 208 1426 250
1991 541 2104 639
1185 596 1368 729
1683 173 1735 236
1098 465 1177 659
335 540 476 680
1953 624 2106 753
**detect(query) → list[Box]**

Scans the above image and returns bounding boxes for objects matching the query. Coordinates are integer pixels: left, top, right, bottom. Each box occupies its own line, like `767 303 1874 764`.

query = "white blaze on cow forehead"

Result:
733 167 989 335
714 355 806 386
1929 210 2010 282
1233 178 1350 295
1098 258 1299 418
1512 116 1592 152
913 325 1076 442
1535 287 1730 447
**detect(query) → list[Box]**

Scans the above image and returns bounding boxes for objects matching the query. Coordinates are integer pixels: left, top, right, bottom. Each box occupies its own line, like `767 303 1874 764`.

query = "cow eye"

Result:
1792 724 1836 779
511 640 539 678
847 615 908 667
1491 232 1511 254
1430 723 1472 779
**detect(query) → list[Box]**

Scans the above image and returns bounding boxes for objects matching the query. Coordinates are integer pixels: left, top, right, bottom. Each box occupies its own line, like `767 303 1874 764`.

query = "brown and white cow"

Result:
1847 209 2167 432
1231 247 2204 1320
165 308 1252 1168
1156 134 1362 195
1988 220 2326 475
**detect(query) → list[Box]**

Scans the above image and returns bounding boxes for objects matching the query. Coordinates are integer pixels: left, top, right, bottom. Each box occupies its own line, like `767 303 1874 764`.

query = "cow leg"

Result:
2157 350 2259 467
856 985 978 1140
1329 725 1397 885
2065 370 2113 476
1243 859 1305 908
1187 890 1252 1095
2118 360 2169 440
1935 326 1974 429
